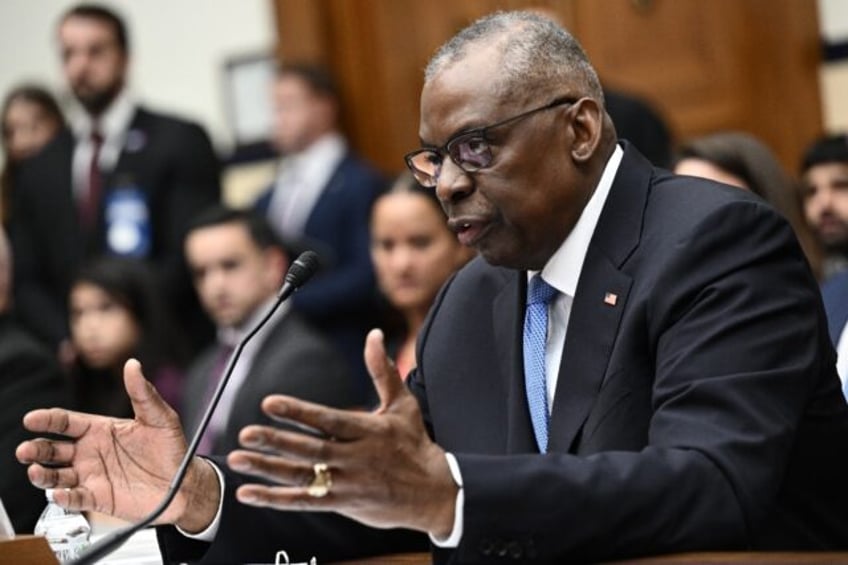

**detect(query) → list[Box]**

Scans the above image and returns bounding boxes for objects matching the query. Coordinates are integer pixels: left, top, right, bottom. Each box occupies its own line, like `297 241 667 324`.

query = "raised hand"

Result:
16 359 219 531
226 329 458 538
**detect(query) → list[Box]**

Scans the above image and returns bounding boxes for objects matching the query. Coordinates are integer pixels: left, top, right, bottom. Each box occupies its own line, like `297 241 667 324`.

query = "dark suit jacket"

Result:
9 107 220 350
159 145 848 563
255 151 385 405
181 310 359 455
0 315 72 534
821 269 848 346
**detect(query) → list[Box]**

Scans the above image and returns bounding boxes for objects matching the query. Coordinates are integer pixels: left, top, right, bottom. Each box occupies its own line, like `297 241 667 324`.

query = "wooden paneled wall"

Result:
273 0 823 176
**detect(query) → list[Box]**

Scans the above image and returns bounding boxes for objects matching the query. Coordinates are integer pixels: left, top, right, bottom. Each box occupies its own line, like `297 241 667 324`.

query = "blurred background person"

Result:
799 133 848 281
371 174 474 379
254 62 384 404
0 227 72 534
9 3 221 363
181 206 356 455
674 131 821 279
604 88 672 169
68 256 188 417
804 134 848 398
0 84 65 225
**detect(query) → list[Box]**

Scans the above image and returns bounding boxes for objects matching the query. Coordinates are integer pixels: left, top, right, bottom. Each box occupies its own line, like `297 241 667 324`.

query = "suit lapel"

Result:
547 143 652 453
103 108 145 191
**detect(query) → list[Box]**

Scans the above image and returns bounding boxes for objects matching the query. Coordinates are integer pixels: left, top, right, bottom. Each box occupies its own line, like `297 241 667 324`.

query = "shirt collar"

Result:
69 88 136 139
533 144 624 297
217 294 289 347
287 132 346 177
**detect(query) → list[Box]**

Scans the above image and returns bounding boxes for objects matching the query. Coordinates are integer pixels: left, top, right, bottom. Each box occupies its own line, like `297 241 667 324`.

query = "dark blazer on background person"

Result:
181 310 358 455
822 269 848 346
159 144 848 563
9 107 220 351
0 314 72 534
254 152 385 405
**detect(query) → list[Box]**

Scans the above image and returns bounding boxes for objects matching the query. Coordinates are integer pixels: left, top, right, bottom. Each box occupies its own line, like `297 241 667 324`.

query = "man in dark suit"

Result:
0 229 72 534
179 206 358 455
254 63 385 405
9 4 220 358
16 11 848 564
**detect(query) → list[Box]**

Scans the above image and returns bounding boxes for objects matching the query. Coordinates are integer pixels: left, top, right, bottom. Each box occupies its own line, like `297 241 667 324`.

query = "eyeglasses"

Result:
404 96 577 188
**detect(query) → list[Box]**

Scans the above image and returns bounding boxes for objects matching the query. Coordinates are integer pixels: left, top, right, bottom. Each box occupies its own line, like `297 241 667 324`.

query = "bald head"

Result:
425 11 604 104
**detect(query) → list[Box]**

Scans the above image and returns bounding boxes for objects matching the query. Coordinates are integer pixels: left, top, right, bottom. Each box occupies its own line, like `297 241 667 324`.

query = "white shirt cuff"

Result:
429 452 464 548
175 460 225 542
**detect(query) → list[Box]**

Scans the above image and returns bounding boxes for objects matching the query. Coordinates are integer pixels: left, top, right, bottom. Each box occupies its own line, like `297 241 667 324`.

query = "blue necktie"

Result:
524 274 558 453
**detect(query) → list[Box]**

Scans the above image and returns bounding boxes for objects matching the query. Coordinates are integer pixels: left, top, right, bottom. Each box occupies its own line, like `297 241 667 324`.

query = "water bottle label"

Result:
105 187 152 258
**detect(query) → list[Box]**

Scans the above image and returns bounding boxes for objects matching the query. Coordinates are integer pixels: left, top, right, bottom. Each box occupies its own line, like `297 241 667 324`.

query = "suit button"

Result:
495 540 508 557
508 541 523 559
479 538 494 556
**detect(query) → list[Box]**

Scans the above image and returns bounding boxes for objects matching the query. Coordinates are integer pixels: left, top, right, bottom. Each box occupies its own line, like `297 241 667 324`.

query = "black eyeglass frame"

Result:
404 96 579 188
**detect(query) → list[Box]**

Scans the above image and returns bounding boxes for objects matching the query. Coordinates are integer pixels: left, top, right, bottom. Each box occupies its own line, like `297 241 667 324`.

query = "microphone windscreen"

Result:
285 250 321 288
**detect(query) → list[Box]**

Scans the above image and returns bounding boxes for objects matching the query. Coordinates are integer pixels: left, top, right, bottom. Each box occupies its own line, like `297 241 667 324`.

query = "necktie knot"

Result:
91 130 104 145
528 275 558 306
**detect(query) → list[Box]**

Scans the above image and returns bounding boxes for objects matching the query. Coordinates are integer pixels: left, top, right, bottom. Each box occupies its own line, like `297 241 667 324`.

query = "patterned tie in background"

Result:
80 129 103 229
523 274 558 453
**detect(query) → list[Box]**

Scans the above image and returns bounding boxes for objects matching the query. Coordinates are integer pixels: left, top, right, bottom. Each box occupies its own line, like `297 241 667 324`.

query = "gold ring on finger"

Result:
307 462 332 498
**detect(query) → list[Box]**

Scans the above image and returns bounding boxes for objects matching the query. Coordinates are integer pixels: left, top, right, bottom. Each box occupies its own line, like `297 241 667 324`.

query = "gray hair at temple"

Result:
424 10 604 104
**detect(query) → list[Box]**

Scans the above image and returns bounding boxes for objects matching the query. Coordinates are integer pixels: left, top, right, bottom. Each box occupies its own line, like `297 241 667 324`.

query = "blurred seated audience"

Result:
371 174 475 379
0 227 72 534
9 4 220 362
181 206 357 455
799 133 848 280
1 84 65 225
253 63 384 404
674 131 821 278
68 256 188 416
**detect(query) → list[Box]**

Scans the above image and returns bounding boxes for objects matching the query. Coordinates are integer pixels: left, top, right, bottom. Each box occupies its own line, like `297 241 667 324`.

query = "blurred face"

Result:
801 162 848 253
271 74 335 153
70 282 140 370
674 158 748 190
419 45 591 270
371 192 471 314
2 99 61 161
58 15 127 115
186 223 284 328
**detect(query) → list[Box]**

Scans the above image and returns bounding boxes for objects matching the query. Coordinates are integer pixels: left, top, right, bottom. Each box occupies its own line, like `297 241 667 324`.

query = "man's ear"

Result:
265 247 288 285
569 98 604 164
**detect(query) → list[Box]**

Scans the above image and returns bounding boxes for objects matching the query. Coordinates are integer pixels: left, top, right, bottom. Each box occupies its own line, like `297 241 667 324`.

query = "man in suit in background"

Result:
17 11 848 564
254 63 385 405
0 228 71 534
180 206 357 455
9 3 220 360
799 133 848 280
805 134 848 398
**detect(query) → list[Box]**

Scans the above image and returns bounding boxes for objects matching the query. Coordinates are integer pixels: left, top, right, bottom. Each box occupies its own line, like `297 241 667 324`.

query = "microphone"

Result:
70 250 320 565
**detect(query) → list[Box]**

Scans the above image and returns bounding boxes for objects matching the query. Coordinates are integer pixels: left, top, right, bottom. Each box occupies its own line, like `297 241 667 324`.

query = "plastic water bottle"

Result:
33 489 91 563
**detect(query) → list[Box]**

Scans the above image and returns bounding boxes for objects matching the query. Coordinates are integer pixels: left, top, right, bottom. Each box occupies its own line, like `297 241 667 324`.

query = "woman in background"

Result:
0 85 64 224
68 256 188 417
674 131 822 279
370 173 474 379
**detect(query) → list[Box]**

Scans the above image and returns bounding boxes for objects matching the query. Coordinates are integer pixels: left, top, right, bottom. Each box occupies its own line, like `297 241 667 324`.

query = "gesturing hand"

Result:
16 359 218 530
226 329 458 538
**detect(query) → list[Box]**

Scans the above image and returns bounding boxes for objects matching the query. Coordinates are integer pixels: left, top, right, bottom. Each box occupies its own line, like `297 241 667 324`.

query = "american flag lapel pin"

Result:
604 292 618 306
